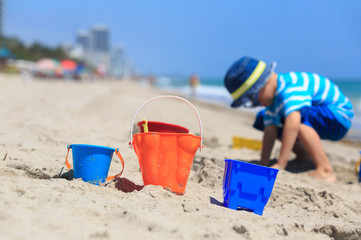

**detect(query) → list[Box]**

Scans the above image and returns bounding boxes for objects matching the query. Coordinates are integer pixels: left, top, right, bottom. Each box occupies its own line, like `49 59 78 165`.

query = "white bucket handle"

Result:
130 95 203 151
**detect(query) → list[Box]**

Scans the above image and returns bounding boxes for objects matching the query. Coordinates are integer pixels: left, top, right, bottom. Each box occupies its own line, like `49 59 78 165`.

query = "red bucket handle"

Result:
130 95 203 151
65 145 125 182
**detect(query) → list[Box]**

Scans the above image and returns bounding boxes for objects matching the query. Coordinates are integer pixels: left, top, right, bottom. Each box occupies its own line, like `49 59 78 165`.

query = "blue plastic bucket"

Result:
65 144 124 185
222 159 279 215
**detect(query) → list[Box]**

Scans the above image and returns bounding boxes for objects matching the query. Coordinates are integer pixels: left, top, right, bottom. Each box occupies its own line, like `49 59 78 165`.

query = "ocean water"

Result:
156 76 361 142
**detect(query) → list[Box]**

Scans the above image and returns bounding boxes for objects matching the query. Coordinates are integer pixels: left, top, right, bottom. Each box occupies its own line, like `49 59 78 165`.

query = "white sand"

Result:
0 74 360 240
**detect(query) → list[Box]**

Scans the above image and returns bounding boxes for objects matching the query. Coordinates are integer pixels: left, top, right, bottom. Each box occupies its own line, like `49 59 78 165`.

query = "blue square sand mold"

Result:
222 159 279 215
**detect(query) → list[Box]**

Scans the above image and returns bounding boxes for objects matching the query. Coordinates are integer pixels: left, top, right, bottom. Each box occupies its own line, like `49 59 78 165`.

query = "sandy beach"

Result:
0 73 360 240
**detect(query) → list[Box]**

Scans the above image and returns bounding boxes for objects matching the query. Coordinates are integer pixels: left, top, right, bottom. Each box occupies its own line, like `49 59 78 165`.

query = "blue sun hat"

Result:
224 56 276 108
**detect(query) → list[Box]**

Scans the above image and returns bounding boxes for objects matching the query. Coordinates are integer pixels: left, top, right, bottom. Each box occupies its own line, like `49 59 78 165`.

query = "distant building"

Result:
89 25 110 74
72 29 91 62
71 24 133 77
90 25 109 52
76 29 90 52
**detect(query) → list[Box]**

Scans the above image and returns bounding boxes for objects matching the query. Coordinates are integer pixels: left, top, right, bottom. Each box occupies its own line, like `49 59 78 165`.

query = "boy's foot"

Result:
308 170 336 183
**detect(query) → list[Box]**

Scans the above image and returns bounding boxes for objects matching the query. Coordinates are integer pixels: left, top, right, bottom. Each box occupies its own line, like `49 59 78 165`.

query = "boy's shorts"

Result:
253 105 349 141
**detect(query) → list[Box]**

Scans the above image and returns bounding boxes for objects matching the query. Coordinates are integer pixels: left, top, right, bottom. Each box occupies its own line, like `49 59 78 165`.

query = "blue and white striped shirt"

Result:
264 72 353 128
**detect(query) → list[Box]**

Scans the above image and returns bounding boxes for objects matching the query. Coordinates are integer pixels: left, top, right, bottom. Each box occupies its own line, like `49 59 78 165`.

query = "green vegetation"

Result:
0 36 69 61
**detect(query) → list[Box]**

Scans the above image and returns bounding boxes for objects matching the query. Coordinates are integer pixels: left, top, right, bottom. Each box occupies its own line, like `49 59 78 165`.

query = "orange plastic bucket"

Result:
130 95 203 194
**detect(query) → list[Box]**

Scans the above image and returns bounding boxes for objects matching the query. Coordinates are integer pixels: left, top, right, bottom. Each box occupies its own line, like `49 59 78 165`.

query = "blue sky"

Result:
5 0 361 78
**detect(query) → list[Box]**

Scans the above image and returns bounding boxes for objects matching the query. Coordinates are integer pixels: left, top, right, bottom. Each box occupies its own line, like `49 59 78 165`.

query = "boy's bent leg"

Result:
298 124 336 182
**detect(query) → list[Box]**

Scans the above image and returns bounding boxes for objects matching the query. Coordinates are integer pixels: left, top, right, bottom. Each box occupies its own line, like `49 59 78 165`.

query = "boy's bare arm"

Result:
260 125 278 166
277 111 301 168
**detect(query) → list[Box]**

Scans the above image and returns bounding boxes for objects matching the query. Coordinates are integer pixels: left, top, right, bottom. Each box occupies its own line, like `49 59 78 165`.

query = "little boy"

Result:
224 56 353 182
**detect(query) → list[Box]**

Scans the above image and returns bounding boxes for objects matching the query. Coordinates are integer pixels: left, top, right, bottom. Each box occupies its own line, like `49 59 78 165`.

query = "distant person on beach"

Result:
224 56 353 182
147 75 156 86
189 74 200 97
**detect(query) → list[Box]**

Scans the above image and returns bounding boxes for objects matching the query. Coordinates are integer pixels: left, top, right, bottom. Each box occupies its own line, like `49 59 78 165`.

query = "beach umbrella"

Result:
61 59 77 71
36 58 62 77
0 46 14 59
37 58 59 71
